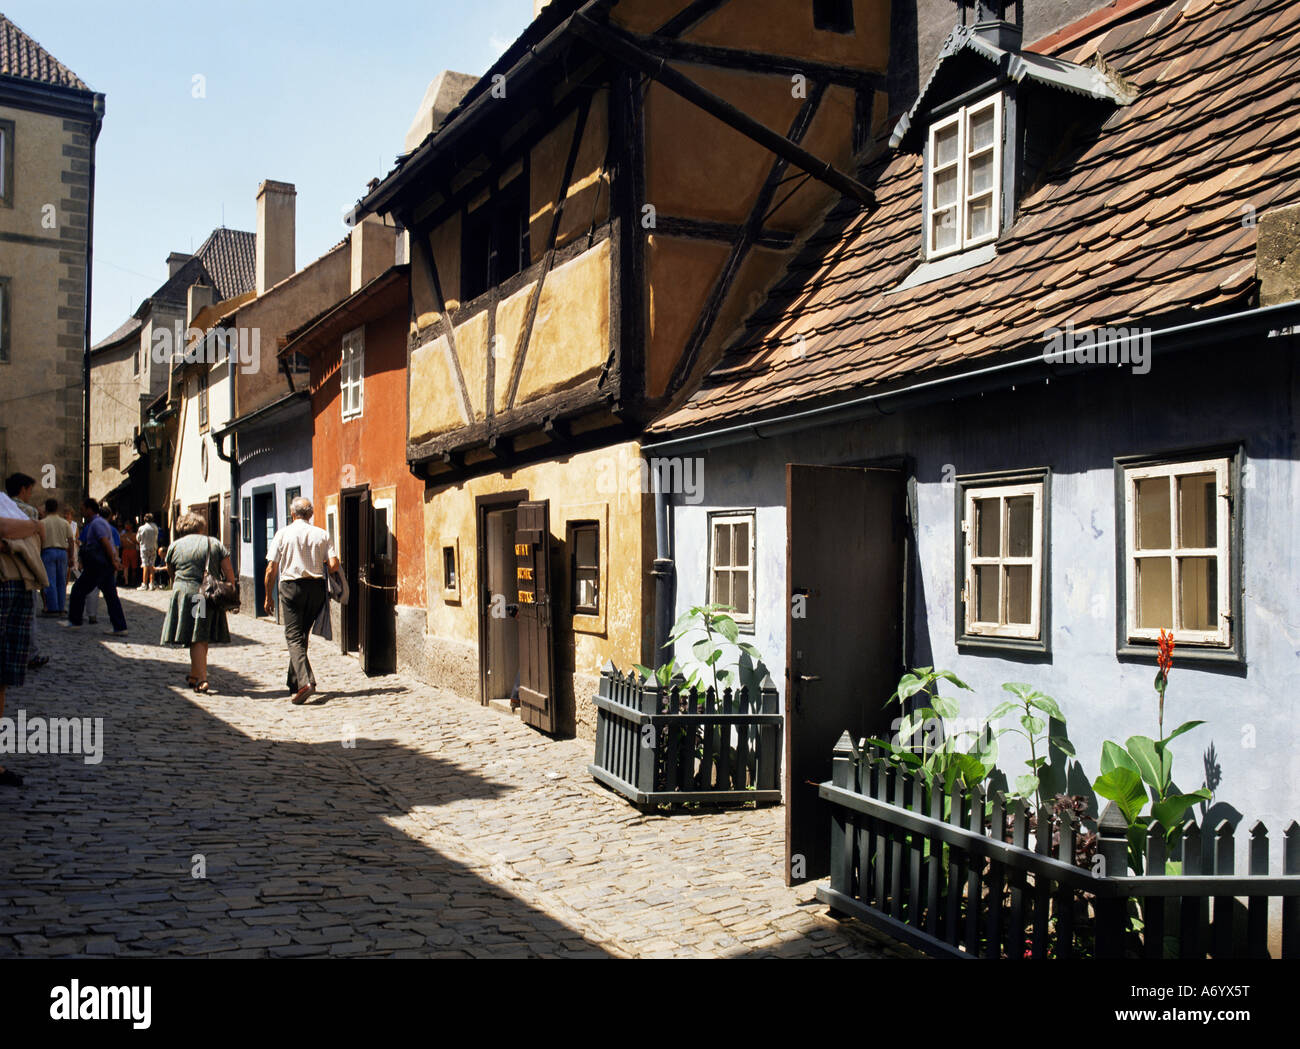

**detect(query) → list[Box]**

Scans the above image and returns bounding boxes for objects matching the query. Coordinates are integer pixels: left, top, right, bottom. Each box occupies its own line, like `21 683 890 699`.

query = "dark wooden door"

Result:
785 464 905 884
514 500 558 733
357 489 374 674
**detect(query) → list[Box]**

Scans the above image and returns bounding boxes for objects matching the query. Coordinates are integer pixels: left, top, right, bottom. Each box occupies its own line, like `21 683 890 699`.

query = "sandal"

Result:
194 681 211 694
186 674 198 686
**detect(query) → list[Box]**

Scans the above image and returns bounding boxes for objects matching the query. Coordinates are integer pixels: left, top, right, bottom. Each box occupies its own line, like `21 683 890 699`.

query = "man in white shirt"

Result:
264 496 338 704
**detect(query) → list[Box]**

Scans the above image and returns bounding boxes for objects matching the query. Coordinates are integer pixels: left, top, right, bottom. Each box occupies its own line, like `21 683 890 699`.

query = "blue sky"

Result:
4 0 536 341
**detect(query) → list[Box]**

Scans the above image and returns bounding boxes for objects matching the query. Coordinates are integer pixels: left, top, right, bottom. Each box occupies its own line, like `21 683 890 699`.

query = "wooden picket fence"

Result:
817 734 1300 959
588 662 782 808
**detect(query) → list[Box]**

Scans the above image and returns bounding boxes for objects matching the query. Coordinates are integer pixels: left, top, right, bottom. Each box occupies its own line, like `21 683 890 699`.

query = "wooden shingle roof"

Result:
653 0 1300 437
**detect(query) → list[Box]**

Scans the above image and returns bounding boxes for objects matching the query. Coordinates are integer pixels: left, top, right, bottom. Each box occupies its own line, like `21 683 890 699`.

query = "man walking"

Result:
137 513 159 590
68 497 128 635
264 496 337 704
39 499 73 614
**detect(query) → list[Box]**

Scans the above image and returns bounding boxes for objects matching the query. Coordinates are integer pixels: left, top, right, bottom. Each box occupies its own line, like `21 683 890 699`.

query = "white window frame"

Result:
708 511 756 626
926 93 1003 259
341 326 365 421
962 481 1043 640
1123 457 1231 646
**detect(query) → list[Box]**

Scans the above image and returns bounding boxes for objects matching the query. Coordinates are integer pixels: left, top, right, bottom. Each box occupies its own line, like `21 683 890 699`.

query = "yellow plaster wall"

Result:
408 333 468 442
421 441 653 683
645 235 731 398
688 0 890 72
413 213 462 332
514 239 611 404
765 83 859 232
453 309 490 421
493 280 535 414
644 65 803 225
611 0 694 34
529 93 611 260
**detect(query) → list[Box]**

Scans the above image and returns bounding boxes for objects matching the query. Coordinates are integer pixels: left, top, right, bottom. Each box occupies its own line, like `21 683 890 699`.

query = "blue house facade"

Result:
216 391 313 615
645 0 1300 881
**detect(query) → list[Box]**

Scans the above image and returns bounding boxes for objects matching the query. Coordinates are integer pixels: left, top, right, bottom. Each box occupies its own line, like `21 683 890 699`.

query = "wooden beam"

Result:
654 0 731 38
569 13 876 208
636 34 888 89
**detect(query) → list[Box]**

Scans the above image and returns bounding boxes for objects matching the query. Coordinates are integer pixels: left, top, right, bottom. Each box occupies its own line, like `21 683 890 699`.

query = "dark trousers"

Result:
68 560 127 631
280 577 327 692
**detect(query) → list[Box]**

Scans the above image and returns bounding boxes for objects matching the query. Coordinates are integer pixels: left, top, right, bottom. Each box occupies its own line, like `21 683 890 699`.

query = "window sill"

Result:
891 242 997 294
1117 640 1243 669
958 634 1049 657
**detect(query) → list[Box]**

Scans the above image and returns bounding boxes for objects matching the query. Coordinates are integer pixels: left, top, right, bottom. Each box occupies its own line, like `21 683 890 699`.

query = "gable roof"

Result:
652 0 1300 438
0 13 89 90
93 228 256 352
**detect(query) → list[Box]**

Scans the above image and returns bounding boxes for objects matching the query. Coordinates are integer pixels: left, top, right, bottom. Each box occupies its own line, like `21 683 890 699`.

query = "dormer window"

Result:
926 94 1002 258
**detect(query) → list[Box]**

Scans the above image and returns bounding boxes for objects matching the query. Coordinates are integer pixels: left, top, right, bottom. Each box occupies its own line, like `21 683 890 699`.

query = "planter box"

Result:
588 662 783 808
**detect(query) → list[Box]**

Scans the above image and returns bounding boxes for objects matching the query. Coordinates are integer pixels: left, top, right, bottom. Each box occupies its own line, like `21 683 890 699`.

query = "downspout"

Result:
82 93 105 499
651 460 675 669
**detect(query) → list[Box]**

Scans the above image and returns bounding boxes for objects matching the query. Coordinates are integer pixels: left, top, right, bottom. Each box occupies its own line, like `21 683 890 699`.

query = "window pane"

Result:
933 165 958 208
732 570 749 616
576 569 599 611
974 564 999 622
1005 565 1032 625
1006 496 1033 558
974 498 1000 558
1178 472 1217 548
1136 556 1173 629
968 107 996 152
444 547 456 588
731 522 750 568
575 525 597 567
967 194 993 240
1135 476 1170 549
968 150 995 195
931 209 957 250
713 524 731 569
1178 556 1218 631
712 569 730 607
934 124 958 167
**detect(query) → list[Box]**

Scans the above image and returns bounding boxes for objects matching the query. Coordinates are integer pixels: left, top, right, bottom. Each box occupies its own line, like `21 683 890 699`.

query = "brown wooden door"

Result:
785 464 905 884
515 500 558 733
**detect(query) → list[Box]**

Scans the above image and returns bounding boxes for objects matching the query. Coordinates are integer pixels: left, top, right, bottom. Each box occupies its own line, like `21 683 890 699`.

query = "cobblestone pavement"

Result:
0 590 911 958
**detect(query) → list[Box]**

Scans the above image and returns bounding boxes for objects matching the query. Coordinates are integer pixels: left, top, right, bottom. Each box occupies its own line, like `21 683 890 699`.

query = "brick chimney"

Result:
350 215 398 294
167 252 193 278
1257 202 1300 307
256 179 297 296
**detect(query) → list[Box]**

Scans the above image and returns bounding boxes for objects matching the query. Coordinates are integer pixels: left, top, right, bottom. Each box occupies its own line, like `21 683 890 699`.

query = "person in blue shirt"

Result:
67 498 127 634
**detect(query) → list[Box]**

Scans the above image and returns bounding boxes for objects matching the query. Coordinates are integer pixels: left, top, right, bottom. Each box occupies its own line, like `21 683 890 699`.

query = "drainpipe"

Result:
82 93 105 499
651 459 675 670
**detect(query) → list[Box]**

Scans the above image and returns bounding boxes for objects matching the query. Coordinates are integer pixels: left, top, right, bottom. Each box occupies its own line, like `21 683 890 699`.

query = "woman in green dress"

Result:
159 512 236 693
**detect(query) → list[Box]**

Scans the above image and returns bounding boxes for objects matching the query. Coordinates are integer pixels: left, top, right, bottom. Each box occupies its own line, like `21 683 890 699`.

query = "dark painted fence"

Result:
589 662 782 808
818 734 1300 959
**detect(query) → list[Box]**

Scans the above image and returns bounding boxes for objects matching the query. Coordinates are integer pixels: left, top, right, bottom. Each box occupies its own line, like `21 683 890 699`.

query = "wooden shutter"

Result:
358 490 373 674
515 500 558 732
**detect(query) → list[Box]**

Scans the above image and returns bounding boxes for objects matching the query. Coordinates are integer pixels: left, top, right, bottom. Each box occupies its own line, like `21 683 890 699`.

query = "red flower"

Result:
1157 629 1175 678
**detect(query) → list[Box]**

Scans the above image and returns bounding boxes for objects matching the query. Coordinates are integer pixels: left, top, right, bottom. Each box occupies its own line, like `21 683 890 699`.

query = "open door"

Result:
785 464 904 884
356 488 374 674
514 500 558 733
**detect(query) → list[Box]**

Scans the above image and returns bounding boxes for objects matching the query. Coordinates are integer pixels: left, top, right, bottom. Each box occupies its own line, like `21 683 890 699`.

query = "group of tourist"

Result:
1 475 341 788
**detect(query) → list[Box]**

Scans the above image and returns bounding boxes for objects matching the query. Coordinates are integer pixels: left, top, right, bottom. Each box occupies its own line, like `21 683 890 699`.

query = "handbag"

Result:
200 538 240 612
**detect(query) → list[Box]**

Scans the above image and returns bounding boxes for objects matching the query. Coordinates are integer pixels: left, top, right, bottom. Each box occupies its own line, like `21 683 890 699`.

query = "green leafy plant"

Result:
636 603 763 698
866 667 999 794
986 683 1074 812
1092 629 1210 868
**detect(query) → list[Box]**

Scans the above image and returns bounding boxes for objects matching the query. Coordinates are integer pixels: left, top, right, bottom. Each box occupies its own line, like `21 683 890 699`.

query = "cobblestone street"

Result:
0 590 907 959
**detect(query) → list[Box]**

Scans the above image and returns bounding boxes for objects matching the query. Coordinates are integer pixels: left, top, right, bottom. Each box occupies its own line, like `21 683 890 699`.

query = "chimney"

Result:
1257 202 1300 307
403 71 478 154
533 0 551 15
970 1 1023 51
187 284 214 328
350 215 399 294
256 179 297 296
167 252 193 278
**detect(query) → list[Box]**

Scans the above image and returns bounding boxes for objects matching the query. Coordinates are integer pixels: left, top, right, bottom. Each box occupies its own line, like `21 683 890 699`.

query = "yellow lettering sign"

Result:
518 591 535 604
517 567 533 581
514 543 531 556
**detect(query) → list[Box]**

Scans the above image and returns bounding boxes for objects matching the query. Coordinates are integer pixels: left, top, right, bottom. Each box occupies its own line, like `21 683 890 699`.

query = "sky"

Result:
4 0 537 342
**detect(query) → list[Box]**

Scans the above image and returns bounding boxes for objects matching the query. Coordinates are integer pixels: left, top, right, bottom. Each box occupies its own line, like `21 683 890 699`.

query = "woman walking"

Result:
120 520 140 589
160 512 235 693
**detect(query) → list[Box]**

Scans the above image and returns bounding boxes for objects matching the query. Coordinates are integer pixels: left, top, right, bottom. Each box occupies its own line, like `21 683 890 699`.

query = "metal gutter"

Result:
641 298 1300 454
81 93 105 498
